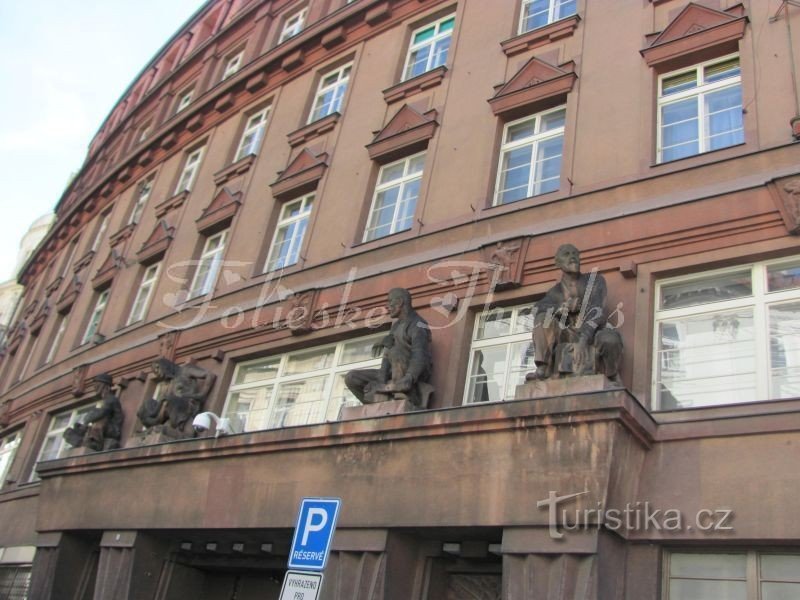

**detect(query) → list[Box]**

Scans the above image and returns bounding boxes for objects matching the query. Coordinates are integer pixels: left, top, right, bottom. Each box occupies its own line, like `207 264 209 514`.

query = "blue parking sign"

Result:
288 498 341 571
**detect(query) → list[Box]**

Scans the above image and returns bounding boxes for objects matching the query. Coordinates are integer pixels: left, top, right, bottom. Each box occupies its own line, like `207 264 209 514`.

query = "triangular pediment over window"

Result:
642 3 747 67
489 57 577 118
366 105 438 162
137 219 175 265
196 187 242 234
92 249 126 290
270 149 329 198
56 275 82 314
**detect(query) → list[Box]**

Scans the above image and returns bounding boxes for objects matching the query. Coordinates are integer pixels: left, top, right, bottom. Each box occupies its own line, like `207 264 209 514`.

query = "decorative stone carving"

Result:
136 358 216 439
71 364 89 397
525 244 622 382
344 288 433 408
767 176 800 235
63 373 124 452
158 330 180 362
483 238 529 291
0 400 10 428
285 290 318 335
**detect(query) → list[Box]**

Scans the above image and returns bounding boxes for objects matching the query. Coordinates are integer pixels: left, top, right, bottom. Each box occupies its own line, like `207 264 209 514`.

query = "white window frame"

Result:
81 289 109 345
657 53 743 163
653 257 800 410
223 334 383 432
493 106 566 206
363 151 426 242
138 122 152 143
176 88 194 113
0 430 22 488
463 303 535 405
128 176 154 225
44 315 67 365
234 108 270 161
127 263 161 325
60 237 80 278
402 14 455 81
265 194 314 272
222 50 244 80
518 0 577 34
90 213 110 253
30 405 97 481
278 7 308 44
308 63 352 123
174 147 205 194
189 230 228 298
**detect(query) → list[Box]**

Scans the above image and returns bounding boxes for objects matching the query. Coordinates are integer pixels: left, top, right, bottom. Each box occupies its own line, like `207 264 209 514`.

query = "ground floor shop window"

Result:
0 565 31 600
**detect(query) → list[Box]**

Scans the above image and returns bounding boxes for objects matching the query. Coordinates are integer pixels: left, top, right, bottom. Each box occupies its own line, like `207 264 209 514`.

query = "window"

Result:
222 51 244 80
44 316 67 364
90 212 110 253
31 405 97 480
665 550 800 600
653 257 800 409
81 289 109 345
189 230 228 298
265 194 313 272
519 0 576 34
309 63 351 123
223 334 382 431
0 431 22 488
658 54 743 163
0 566 31 600
127 263 160 325
464 304 535 404
364 152 425 242
176 88 194 113
138 121 152 143
175 147 204 194
278 7 308 44
234 108 270 161
403 14 454 81
494 106 565 205
128 176 154 225
60 237 80 278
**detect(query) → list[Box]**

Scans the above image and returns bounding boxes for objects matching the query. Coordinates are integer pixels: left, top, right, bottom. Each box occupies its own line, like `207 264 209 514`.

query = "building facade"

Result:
1 0 800 598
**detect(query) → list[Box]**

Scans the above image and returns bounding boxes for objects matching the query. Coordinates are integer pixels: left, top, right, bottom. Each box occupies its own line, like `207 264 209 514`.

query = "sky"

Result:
0 0 206 282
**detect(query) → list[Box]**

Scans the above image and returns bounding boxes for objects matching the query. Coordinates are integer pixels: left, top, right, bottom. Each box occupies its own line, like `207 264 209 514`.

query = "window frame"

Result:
363 151 426 243
81 289 110 345
188 230 228 299
176 88 194 113
174 146 205 194
308 62 352 124
222 50 244 80
401 13 455 82
278 7 308 44
518 0 577 35
44 315 67 365
234 107 270 162
265 193 314 272
0 430 22 488
128 175 154 225
30 404 97 481
126 262 161 325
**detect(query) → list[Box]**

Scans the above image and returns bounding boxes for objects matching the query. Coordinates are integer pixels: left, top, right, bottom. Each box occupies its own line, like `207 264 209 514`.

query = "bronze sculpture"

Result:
526 244 622 382
63 372 124 451
136 358 216 438
345 288 433 407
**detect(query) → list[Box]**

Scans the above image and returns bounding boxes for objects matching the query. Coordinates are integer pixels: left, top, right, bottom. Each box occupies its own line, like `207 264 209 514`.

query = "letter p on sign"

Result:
288 498 341 571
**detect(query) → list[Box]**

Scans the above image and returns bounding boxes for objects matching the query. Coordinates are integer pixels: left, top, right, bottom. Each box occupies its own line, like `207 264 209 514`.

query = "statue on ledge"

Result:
136 358 216 439
345 288 434 408
63 372 123 452
525 244 622 382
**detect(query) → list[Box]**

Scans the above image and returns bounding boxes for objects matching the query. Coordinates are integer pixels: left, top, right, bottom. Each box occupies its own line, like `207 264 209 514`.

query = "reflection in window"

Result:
403 15 454 81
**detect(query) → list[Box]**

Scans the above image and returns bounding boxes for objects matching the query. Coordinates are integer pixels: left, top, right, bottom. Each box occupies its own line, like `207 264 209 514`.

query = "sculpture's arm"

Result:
403 319 433 384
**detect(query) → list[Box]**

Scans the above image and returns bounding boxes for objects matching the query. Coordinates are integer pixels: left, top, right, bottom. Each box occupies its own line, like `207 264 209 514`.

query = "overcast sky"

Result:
0 0 205 282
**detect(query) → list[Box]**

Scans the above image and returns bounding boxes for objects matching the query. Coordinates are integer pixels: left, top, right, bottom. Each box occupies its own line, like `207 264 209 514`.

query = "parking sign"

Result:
287 497 341 571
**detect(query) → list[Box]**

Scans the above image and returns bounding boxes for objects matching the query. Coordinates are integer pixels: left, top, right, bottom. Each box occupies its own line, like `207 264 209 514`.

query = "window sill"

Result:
382 66 447 104
482 188 565 216
155 190 189 219
350 225 417 252
651 142 747 170
213 154 256 186
500 14 581 57
287 112 340 147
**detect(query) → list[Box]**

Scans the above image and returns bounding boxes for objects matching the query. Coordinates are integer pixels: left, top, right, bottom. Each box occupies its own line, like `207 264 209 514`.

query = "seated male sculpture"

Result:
137 358 216 438
345 288 433 408
526 244 622 382
63 372 124 452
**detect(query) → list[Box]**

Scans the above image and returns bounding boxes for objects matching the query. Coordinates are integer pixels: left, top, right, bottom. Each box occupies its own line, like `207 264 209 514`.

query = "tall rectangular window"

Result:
278 7 308 44
403 15 454 81
653 257 800 409
44 315 67 364
222 51 244 80
658 54 743 163
0 431 22 488
265 194 313 272
234 108 270 161
495 106 565 205
364 152 425 242
223 334 382 431
60 237 80 279
31 405 96 480
175 147 204 194
176 88 194 113
189 230 228 298
81 289 109 345
464 304 535 404
309 63 352 123
519 0 576 34
127 263 161 325
90 213 110 253
128 176 154 225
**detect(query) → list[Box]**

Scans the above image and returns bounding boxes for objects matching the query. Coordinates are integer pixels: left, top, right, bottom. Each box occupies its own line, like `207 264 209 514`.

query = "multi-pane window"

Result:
364 152 425 242
44 316 67 364
128 176 154 225
403 15 454 81
90 213 110 253
309 64 352 123
654 257 800 409
222 51 244 80
265 194 313 272
234 108 270 161
0 431 22 488
176 88 194 113
81 289 109 345
464 304 535 404
31 405 96 479
0 566 31 600
658 54 744 163
175 147 204 194
127 263 161 325
665 551 800 600
223 335 382 431
138 122 152 143
278 7 308 44
60 237 79 278
189 230 228 298
519 0 577 34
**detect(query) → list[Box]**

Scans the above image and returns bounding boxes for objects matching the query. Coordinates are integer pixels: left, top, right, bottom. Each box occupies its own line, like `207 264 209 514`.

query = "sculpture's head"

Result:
152 357 177 381
555 244 581 275
387 288 412 319
92 372 113 396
